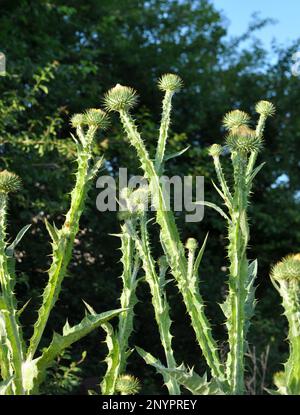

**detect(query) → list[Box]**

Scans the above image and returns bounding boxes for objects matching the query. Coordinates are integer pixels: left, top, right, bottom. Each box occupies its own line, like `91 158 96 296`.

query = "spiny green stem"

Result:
225 152 250 394
27 131 97 361
246 114 266 176
118 109 224 381
0 194 24 394
117 223 140 373
155 90 174 174
135 217 180 395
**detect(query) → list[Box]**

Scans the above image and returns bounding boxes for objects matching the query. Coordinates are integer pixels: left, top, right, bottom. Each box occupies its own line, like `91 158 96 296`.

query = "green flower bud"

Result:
115 374 141 395
185 238 198 252
226 126 263 153
104 84 138 112
208 144 222 158
255 100 275 117
0 170 22 194
223 110 251 131
271 254 300 283
83 108 110 129
158 73 183 92
70 113 85 128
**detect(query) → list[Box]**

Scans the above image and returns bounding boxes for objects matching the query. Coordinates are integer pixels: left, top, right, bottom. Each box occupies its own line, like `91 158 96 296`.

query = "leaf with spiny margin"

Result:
6 224 31 257
44 219 60 245
136 347 224 395
24 309 124 393
0 376 14 395
244 260 258 334
196 201 231 222
100 322 121 395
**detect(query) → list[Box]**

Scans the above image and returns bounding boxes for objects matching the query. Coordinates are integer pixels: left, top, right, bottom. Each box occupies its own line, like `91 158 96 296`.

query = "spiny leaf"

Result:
136 346 224 395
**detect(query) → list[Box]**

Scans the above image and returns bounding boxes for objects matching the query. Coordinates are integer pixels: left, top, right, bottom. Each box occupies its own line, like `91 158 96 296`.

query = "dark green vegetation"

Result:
0 0 299 394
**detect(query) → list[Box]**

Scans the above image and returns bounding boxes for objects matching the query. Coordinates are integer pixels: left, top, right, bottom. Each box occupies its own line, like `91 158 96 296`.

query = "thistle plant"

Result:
101 186 180 395
101 206 141 395
104 75 226 390
103 76 275 395
270 254 300 395
206 102 275 394
0 110 123 395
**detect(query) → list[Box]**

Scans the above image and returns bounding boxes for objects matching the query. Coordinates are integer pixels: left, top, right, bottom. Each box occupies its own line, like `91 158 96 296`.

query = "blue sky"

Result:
213 0 300 49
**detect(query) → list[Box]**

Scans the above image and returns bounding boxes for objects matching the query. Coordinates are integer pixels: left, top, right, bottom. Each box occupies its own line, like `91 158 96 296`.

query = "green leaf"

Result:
193 233 209 276
196 201 231 222
44 219 59 244
6 224 31 257
164 146 190 161
136 346 224 395
24 308 124 393
246 162 265 185
100 322 121 395
17 298 31 317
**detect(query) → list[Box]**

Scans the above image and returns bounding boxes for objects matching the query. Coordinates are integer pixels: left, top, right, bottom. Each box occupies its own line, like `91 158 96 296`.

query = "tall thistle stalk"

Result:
103 77 225 384
101 214 140 395
123 186 180 394
271 254 300 395
0 110 124 395
0 172 24 394
207 102 275 394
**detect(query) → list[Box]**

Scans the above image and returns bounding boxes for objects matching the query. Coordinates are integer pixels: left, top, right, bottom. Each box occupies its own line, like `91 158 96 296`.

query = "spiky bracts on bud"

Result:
208 144 222 158
185 238 198 252
270 254 300 395
71 109 109 130
271 254 300 283
83 108 110 129
158 73 183 92
255 100 275 117
70 113 85 128
104 84 138 112
115 374 141 395
226 126 263 154
0 171 21 194
223 110 250 131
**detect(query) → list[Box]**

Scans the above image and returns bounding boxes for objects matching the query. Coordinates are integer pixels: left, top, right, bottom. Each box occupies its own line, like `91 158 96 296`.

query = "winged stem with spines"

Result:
206 101 275 394
0 110 124 394
103 76 225 386
101 217 140 395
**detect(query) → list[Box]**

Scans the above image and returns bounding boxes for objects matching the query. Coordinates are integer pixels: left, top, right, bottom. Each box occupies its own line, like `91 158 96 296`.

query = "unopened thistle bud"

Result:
104 84 138 112
255 101 276 117
185 238 198 252
271 254 300 283
83 108 110 129
70 113 85 128
158 73 183 92
208 144 222 158
226 126 263 153
223 110 251 132
115 374 141 395
0 170 22 194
